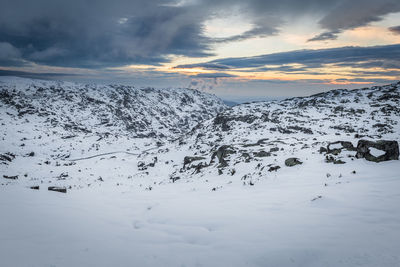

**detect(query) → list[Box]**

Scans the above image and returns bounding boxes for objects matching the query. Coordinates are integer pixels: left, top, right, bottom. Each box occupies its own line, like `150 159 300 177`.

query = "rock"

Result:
137 161 147 171
183 156 206 167
3 175 18 180
170 176 180 183
30 186 40 190
0 153 15 164
325 155 346 164
311 195 322 201
241 152 251 163
270 147 279 153
355 140 399 162
211 145 236 168
287 125 313 134
57 172 69 180
326 141 355 155
319 147 327 154
213 114 257 131
253 151 271 157
268 165 281 172
48 186 67 193
285 158 302 167
192 162 207 174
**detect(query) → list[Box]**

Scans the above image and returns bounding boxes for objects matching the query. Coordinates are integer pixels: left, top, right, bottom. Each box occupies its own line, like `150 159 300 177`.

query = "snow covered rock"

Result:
355 140 399 162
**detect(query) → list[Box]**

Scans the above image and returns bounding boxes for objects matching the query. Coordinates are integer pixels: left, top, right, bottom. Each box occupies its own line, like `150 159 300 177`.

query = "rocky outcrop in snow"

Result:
164 81 400 183
0 76 226 139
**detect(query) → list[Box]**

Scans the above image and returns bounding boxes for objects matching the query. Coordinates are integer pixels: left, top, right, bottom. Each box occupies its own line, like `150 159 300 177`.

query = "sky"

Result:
0 0 400 102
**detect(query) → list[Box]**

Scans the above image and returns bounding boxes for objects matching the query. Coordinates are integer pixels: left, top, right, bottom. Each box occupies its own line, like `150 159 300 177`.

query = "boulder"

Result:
326 141 355 155
268 165 281 172
0 153 15 164
48 186 67 193
355 140 399 162
211 145 236 168
253 151 271 157
325 155 345 164
3 175 18 180
285 158 303 167
183 156 206 167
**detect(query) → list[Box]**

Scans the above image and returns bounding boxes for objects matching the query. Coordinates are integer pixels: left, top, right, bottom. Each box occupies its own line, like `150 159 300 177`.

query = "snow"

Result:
1 160 400 267
1 77 400 267
369 147 386 157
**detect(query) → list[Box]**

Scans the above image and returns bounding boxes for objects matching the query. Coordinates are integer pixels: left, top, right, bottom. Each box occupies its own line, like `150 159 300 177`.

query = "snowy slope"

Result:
1 79 400 267
144 81 400 184
0 76 226 139
0 76 226 162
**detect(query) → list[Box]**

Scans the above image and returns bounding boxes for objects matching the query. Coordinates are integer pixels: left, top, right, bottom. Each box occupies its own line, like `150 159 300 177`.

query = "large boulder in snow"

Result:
327 141 356 155
355 140 399 162
285 158 303 167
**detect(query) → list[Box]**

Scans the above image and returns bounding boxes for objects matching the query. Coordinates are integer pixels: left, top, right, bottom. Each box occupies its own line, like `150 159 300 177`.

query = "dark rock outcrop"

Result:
285 158 303 167
355 140 399 162
253 151 271 158
183 156 206 167
211 145 236 168
0 153 15 164
3 175 18 180
48 186 67 193
325 141 356 155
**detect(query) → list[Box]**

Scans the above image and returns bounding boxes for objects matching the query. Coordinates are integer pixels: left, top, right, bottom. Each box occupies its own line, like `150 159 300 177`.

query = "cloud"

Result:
1 0 399 68
174 63 232 70
190 72 237 78
0 0 213 68
309 0 400 41
0 42 25 66
317 0 400 32
213 23 279 43
308 31 340 42
389 25 400 34
206 44 400 70
0 69 80 79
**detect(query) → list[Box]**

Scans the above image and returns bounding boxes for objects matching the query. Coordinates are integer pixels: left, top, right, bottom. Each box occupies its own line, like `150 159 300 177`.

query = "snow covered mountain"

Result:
131 81 400 186
1 77 399 187
1 78 400 267
0 76 226 162
0 76 226 139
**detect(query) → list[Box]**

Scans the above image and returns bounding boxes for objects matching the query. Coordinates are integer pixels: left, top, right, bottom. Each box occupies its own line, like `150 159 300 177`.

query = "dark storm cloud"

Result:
389 26 400 34
309 0 400 41
1 0 399 68
205 44 400 70
0 69 80 79
0 42 26 66
317 0 400 31
0 0 211 68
